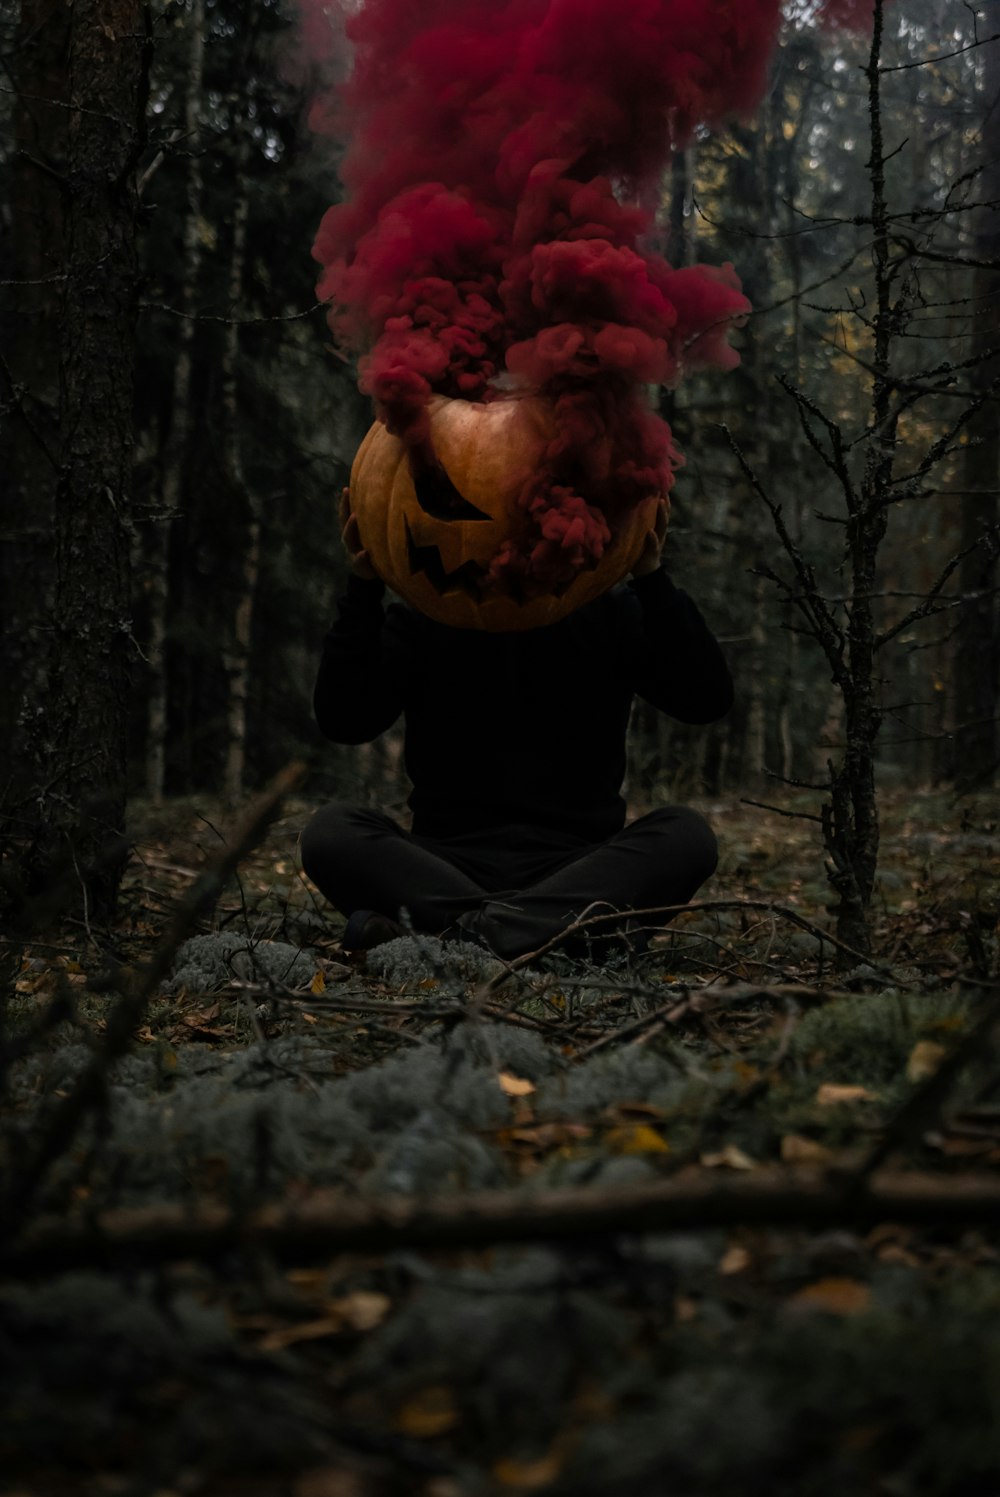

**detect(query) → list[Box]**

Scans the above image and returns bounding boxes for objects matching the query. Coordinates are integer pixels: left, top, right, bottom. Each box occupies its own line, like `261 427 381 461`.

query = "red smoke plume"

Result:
310 0 783 593
815 0 877 29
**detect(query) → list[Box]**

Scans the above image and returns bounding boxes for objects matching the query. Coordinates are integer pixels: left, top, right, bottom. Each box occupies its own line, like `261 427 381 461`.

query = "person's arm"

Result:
623 502 732 722
314 490 408 743
313 574 408 744
627 564 734 723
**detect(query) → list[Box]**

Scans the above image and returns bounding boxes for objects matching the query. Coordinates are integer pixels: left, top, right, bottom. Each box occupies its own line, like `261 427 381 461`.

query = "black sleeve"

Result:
625 565 734 723
313 575 408 744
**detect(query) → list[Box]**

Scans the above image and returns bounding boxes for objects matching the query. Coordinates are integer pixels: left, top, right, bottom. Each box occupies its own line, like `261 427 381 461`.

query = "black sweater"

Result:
314 567 733 841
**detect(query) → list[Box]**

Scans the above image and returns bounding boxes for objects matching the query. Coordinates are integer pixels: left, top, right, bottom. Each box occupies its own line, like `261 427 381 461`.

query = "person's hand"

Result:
339 487 379 581
630 498 669 578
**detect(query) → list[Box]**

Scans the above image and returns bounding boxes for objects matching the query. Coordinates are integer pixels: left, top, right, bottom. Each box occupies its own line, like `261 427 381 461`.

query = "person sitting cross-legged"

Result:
300 494 733 962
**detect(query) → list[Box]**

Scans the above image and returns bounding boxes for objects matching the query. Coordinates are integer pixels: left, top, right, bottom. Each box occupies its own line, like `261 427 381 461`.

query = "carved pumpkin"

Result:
348 395 661 631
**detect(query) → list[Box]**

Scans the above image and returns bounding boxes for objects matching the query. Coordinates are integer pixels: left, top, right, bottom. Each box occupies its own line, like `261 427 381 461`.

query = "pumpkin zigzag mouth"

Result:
404 518 488 601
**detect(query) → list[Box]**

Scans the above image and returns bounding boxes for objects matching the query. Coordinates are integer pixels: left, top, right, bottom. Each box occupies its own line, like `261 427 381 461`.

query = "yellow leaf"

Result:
701 1144 756 1171
906 1040 947 1083
311 970 326 995
789 1277 871 1316
815 1083 878 1106
498 1071 536 1097
492 1449 564 1489
781 1133 834 1165
394 1386 459 1439
607 1123 669 1155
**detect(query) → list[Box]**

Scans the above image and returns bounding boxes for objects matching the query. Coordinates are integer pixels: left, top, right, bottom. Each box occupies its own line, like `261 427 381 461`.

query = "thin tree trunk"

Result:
731 111 776 790
820 0 898 956
147 0 207 802
745 574 768 783
221 127 258 802
0 0 69 808
954 37 1000 786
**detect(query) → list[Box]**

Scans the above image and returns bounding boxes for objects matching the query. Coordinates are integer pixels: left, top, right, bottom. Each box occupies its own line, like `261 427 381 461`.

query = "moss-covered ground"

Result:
1 787 999 1496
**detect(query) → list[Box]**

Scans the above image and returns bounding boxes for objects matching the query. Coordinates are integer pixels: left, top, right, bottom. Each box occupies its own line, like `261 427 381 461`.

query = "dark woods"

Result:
0 0 997 948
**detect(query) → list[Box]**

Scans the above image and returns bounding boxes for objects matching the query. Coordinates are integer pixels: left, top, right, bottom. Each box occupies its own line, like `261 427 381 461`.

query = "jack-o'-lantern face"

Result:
348 395 660 631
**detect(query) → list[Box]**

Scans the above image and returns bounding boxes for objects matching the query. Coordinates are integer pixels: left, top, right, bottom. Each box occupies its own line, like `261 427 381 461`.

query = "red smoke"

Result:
815 0 879 29
309 0 782 594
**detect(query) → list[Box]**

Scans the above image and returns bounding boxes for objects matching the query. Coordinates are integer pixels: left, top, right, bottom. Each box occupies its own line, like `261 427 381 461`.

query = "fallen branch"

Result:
571 980 843 1060
476 899 896 1002
5 1167 1000 1277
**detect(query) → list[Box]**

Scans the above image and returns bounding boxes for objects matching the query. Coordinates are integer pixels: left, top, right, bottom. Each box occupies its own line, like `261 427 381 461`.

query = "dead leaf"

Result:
781 1133 834 1165
931 1135 997 1158
394 1386 459 1438
607 1123 669 1155
701 1144 756 1171
295 1469 365 1497
876 1242 921 1268
331 1290 391 1332
286 1267 331 1296
502 1122 591 1151
498 1071 536 1097
906 1039 947 1083
789 1276 871 1316
311 970 326 995
493 1448 564 1489
258 1316 344 1352
719 1244 752 1275
604 1100 667 1122
815 1083 878 1106
674 1294 699 1323
841 1423 883 1455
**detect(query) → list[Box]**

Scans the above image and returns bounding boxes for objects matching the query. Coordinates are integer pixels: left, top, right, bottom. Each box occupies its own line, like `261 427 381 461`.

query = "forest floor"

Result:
2 785 1000 1497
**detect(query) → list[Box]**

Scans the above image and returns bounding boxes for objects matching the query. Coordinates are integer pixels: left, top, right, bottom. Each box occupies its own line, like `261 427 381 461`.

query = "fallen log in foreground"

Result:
3 1167 1000 1277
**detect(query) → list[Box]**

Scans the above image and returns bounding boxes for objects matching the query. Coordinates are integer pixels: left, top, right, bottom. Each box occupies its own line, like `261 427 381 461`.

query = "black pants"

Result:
300 802 718 961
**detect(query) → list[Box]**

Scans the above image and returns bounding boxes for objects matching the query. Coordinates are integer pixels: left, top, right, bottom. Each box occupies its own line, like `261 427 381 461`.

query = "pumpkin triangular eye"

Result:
411 460 492 522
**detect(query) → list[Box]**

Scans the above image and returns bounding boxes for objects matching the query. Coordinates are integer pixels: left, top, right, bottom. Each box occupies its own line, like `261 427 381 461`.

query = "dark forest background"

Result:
1 0 997 942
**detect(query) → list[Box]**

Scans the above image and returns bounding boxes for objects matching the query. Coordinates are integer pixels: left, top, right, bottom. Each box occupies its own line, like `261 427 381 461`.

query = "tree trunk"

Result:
13 0 146 924
953 38 1000 787
0 0 69 808
220 127 258 802
146 0 207 802
822 0 895 956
